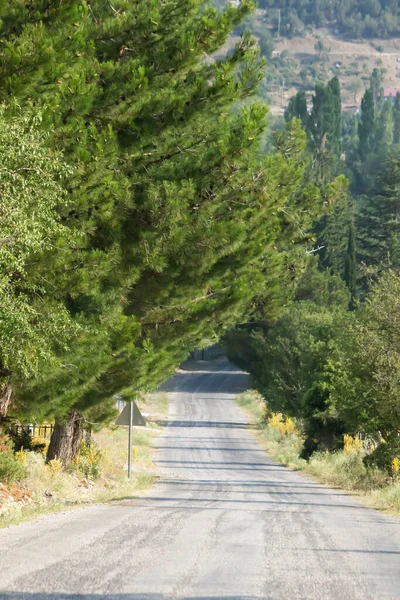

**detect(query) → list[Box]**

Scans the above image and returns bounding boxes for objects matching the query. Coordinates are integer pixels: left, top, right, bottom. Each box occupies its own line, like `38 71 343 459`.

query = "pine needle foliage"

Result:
0 2 323 426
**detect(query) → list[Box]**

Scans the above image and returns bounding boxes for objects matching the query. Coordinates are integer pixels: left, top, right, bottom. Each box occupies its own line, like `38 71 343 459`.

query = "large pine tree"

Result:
0 1 322 463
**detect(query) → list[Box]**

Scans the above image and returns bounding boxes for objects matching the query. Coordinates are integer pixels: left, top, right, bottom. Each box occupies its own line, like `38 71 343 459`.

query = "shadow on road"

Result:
158 362 248 394
160 478 331 488
0 595 265 600
156 420 255 429
136 494 370 510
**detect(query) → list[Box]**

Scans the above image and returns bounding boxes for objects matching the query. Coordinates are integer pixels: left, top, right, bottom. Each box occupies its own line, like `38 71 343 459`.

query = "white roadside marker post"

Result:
128 402 133 479
114 399 146 478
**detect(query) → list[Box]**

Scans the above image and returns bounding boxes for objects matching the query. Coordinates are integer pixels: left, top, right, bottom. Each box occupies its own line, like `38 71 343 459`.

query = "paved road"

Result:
0 359 399 600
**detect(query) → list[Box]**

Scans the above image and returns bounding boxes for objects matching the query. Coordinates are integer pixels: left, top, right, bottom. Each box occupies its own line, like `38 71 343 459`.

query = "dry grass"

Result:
236 390 400 517
0 392 168 528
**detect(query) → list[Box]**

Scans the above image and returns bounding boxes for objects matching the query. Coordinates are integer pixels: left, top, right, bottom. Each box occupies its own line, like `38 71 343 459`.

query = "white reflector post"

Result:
128 402 133 479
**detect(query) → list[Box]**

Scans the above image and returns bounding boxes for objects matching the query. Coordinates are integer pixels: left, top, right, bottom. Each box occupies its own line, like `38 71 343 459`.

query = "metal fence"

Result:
11 424 54 439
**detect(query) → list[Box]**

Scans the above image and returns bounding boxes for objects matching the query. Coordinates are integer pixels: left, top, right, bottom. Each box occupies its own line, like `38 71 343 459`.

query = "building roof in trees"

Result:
382 88 400 99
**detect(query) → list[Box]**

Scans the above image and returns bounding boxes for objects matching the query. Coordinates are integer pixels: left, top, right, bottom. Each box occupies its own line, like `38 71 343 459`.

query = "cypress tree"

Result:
344 219 357 310
375 98 394 149
393 93 400 145
285 91 308 128
370 67 384 109
306 78 342 182
286 78 342 180
357 155 400 272
327 77 342 167
358 89 375 160
313 178 352 277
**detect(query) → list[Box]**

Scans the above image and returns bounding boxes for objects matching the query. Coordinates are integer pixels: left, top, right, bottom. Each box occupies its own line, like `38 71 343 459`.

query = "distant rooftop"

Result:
383 88 400 98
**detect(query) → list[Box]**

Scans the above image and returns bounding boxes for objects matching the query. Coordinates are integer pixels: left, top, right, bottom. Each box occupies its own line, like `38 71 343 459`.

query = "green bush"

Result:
74 441 102 481
0 450 26 483
364 437 400 473
374 483 400 512
308 450 387 490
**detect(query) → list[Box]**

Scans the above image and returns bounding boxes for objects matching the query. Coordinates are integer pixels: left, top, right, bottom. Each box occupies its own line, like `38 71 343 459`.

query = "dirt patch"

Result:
0 482 33 517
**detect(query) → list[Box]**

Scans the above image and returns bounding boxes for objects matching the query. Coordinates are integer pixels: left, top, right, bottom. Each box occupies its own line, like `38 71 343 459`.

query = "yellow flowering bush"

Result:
392 457 400 478
268 413 283 429
74 441 102 481
269 413 298 437
47 458 63 476
14 449 27 464
343 434 363 455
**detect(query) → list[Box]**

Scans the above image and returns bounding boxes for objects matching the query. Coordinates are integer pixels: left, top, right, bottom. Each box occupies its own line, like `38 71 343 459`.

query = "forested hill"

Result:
219 0 400 113
258 0 399 38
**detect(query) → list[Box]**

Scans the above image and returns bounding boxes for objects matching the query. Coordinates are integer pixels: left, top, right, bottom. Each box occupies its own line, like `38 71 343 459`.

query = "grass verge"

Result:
236 390 400 517
0 392 168 528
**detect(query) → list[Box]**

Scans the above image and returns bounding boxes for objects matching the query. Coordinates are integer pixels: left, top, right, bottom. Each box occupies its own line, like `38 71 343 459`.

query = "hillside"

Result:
267 27 400 114
218 2 400 115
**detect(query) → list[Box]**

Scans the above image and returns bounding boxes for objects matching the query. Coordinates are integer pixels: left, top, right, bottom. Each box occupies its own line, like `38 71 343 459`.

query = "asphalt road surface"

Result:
1 359 400 600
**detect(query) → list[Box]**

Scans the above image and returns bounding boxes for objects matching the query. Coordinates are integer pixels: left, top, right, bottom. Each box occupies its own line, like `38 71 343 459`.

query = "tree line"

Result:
226 70 400 470
258 0 400 38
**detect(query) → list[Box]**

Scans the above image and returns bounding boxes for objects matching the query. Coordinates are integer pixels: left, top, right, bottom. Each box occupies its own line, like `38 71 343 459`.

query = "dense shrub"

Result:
0 449 25 483
364 437 400 474
74 442 102 481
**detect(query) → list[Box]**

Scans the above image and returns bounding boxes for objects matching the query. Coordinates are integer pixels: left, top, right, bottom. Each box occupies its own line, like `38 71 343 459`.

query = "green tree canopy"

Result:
256 0 400 38
286 78 342 182
0 113 78 378
0 113 80 423
0 1 324 463
330 270 400 438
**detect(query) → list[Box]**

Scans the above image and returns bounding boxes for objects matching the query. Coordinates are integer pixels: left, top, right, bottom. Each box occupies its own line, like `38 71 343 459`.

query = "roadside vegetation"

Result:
225 67 400 500
236 391 400 516
0 394 167 528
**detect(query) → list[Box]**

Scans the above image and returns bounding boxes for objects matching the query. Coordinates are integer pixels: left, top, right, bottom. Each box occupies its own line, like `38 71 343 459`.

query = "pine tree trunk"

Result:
46 409 84 468
0 383 12 427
